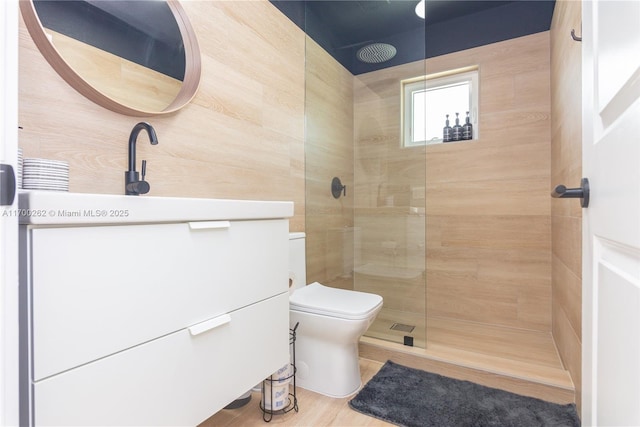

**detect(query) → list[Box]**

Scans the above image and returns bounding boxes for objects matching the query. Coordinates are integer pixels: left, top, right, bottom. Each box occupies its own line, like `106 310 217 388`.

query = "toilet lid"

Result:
290 282 383 320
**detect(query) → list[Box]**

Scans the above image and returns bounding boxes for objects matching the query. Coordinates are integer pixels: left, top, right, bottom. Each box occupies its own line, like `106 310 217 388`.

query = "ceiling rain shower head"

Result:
356 42 397 64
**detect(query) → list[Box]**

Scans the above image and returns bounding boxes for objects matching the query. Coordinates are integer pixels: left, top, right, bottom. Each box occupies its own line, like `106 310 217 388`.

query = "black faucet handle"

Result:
138 160 150 194
124 160 150 195
141 160 147 181
126 180 150 195
137 180 150 195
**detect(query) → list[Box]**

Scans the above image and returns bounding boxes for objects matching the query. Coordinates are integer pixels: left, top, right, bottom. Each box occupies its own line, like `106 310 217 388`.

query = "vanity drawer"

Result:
32 293 290 427
29 218 288 380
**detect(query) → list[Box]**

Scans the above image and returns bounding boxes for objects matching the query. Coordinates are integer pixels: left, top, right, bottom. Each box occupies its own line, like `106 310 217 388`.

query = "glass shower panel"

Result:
353 62 426 348
302 1 426 348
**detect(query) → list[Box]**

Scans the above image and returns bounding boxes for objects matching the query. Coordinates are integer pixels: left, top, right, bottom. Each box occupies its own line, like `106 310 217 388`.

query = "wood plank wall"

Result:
304 37 355 287
550 0 583 412
353 32 552 332
46 29 182 113
18 0 306 232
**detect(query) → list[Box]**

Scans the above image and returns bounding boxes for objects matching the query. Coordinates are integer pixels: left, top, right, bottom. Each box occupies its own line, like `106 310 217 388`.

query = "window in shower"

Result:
402 67 479 147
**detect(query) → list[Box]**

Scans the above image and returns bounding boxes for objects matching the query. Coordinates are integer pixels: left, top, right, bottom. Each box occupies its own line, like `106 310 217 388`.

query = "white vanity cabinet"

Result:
19 192 293 426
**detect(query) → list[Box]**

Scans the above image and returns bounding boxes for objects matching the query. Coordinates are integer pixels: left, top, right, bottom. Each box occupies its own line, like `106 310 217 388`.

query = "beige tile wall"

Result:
18 0 306 231
304 37 355 288
550 0 583 412
353 32 552 332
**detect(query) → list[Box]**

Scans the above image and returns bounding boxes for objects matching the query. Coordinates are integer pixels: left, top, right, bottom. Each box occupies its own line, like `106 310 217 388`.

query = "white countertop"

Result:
17 190 294 225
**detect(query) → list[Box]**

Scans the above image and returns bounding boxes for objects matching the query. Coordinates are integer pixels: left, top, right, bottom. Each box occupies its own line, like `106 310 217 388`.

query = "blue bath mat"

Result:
349 360 580 427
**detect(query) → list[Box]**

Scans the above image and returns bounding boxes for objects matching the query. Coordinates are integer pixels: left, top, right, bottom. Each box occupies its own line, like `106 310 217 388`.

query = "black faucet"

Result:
125 122 158 195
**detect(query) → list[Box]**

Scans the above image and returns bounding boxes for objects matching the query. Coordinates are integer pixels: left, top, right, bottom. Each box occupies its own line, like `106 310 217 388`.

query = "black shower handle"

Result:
331 177 346 199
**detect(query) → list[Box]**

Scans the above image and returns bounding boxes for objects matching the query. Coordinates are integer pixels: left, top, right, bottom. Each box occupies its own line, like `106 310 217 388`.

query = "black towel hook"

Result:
551 177 589 208
571 28 582 42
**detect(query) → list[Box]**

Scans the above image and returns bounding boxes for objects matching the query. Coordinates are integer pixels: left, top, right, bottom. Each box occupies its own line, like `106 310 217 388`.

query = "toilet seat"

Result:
290 282 383 320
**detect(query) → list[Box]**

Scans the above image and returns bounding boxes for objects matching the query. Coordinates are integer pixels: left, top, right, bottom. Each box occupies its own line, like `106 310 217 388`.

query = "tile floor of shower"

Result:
330 271 569 368
333 273 573 405
368 308 562 369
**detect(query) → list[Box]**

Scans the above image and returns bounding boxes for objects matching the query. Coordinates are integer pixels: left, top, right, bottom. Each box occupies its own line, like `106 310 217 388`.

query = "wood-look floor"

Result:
199 358 392 427
201 315 575 426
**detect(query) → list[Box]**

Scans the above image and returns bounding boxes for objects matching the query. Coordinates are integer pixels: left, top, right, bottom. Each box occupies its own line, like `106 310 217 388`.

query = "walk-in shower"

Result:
297 0 572 403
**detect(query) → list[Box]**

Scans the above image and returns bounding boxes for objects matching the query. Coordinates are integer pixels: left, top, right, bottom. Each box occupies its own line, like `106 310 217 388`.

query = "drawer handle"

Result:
188 314 231 336
188 221 231 230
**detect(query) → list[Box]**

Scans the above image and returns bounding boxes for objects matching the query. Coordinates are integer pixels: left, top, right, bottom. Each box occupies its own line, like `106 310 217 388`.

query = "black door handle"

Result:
0 163 16 206
551 177 589 208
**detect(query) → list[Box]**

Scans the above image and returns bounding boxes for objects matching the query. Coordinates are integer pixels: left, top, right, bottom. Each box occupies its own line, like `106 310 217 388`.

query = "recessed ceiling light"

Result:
415 0 425 19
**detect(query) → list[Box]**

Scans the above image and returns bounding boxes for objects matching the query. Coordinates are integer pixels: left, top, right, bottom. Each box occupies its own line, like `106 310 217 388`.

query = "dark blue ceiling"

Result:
33 0 185 80
270 0 556 75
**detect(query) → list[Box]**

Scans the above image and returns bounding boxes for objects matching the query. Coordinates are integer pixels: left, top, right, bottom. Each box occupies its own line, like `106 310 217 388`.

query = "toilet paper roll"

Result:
262 382 289 411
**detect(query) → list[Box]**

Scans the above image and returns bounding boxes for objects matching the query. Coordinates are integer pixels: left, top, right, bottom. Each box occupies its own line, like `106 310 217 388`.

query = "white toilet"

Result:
288 232 383 398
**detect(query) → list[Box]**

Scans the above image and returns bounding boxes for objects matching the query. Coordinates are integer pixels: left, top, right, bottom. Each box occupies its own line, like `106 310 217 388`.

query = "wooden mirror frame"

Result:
19 0 201 117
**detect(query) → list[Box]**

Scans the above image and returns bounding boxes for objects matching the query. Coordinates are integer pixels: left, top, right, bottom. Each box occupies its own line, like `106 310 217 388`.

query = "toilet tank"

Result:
289 232 307 291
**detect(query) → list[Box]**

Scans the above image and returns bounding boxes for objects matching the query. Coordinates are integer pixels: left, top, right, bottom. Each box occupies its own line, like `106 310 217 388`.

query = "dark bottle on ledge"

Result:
452 112 462 141
462 111 473 140
443 114 452 142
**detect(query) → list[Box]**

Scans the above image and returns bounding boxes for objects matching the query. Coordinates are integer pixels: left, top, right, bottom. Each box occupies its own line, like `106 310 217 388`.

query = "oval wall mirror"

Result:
20 0 201 116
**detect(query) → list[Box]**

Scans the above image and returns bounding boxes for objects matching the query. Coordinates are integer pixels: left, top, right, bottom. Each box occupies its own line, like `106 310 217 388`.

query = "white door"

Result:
0 0 20 425
582 0 640 425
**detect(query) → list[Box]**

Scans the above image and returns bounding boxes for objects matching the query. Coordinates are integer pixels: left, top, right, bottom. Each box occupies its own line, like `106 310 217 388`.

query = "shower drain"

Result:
390 323 415 333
